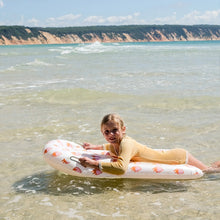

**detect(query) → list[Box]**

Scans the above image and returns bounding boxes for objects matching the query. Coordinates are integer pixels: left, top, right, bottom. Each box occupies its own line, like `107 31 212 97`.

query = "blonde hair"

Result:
101 113 125 130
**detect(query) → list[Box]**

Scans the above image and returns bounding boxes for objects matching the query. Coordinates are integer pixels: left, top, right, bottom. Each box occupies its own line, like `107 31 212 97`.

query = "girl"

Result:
79 113 220 175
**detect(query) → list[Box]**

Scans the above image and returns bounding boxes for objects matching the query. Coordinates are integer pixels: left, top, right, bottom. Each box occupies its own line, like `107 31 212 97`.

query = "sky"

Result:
0 0 220 27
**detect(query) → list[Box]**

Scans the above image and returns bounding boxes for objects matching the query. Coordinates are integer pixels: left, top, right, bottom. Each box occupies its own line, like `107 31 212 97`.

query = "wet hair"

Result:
101 113 125 130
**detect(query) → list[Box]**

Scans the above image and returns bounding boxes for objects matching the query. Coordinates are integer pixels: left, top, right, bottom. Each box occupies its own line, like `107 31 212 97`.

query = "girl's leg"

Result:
187 153 208 170
188 153 220 173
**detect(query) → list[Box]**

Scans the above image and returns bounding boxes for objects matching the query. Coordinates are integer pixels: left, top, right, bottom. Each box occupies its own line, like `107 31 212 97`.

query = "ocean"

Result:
0 41 220 219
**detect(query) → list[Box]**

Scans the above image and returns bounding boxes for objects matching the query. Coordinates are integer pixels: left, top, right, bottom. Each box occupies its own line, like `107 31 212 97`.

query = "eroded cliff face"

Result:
0 26 220 45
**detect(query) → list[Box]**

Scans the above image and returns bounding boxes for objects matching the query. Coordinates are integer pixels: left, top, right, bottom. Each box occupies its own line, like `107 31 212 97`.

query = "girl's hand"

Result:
82 142 95 150
82 143 102 150
79 157 99 168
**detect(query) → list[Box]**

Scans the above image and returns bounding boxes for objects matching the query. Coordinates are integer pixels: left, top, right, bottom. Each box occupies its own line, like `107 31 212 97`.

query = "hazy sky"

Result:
0 0 219 27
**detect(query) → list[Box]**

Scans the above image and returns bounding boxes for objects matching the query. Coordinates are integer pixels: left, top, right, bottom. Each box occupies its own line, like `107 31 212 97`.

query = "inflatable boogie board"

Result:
43 140 203 179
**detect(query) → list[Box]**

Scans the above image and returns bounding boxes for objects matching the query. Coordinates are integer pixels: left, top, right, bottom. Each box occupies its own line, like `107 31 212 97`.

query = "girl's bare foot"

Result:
203 161 220 173
211 161 220 168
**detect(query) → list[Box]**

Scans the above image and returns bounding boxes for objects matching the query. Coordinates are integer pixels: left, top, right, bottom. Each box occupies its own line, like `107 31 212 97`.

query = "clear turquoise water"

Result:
0 41 220 219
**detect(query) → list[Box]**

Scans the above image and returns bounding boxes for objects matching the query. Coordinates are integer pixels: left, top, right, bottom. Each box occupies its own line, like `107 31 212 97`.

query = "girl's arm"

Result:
100 141 133 175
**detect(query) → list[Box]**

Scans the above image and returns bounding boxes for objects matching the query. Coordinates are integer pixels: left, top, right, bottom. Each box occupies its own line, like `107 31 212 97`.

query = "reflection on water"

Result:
13 171 191 196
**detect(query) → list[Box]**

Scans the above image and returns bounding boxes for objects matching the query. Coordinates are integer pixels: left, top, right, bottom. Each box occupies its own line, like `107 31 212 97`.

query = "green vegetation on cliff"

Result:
0 26 42 40
0 24 220 43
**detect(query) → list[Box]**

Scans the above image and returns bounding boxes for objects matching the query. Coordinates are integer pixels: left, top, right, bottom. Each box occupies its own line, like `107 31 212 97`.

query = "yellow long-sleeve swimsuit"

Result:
100 136 188 175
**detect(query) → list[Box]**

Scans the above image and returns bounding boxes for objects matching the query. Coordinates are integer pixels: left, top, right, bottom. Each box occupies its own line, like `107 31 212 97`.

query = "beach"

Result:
0 41 220 219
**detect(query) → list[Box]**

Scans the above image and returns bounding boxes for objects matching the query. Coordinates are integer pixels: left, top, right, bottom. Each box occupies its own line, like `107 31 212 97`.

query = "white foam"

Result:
7 66 16 71
5 79 69 92
57 208 84 219
49 46 75 55
39 202 53 207
26 59 51 66
0 65 17 72
112 211 126 217
39 197 53 207
47 42 151 55
73 42 105 54
61 49 74 55
48 48 61 52
8 195 22 204
87 210 109 217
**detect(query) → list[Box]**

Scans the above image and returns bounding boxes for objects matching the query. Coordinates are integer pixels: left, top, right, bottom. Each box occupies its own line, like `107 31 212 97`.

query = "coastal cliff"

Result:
0 25 220 45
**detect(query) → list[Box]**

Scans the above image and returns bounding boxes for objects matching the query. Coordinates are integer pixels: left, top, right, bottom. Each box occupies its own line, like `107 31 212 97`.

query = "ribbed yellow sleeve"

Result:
100 136 187 175
100 137 138 175
103 143 111 150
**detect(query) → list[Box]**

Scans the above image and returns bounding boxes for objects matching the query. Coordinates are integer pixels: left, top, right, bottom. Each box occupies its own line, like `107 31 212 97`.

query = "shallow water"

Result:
0 41 220 219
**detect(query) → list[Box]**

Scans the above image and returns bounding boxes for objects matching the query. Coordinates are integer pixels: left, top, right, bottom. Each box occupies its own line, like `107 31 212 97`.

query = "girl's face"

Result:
101 121 126 145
